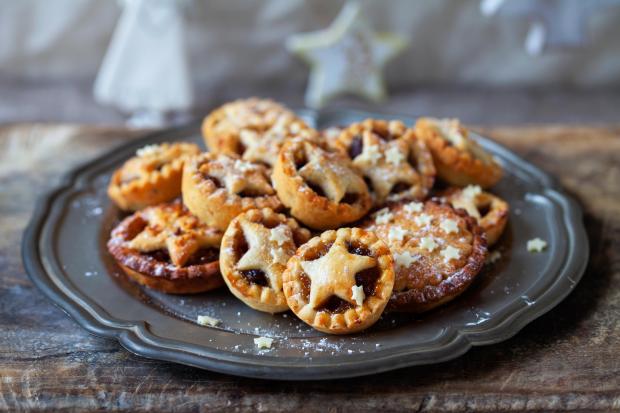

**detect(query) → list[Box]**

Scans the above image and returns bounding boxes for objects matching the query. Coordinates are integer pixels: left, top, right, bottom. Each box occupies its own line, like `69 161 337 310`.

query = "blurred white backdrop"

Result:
0 0 619 124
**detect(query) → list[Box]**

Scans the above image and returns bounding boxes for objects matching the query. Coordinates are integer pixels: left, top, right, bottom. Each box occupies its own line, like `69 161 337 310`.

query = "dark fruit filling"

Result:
340 192 359 204
355 267 380 297
477 202 491 217
241 269 268 286
348 135 363 158
317 295 353 314
204 174 223 188
294 152 308 170
306 181 326 198
391 182 410 194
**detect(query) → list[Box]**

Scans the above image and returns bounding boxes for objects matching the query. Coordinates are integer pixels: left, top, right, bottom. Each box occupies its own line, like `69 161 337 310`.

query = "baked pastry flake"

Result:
415 118 502 188
107 142 201 211
283 228 394 334
107 201 223 294
363 200 487 313
336 119 435 205
219 208 311 313
182 153 282 230
272 139 372 229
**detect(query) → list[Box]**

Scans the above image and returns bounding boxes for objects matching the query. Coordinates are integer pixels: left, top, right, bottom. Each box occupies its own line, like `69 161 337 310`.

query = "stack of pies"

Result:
107 98 508 335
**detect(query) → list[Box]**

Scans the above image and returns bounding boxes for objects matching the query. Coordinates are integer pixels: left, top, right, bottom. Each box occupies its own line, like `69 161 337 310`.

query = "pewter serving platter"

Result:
22 109 588 380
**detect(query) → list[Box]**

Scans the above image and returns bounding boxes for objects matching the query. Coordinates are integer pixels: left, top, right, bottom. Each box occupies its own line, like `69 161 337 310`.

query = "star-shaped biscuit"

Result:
300 236 376 309
298 144 366 203
236 220 293 291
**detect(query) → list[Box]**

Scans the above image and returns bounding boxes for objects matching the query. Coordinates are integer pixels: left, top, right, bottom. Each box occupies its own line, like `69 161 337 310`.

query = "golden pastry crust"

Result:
272 139 372 230
415 118 502 188
219 208 311 313
335 119 435 205
202 98 318 166
362 200 487 313
283 228 394 334
107 142 201 211
441 185 509 246
107 202 224 294
182 153 282 230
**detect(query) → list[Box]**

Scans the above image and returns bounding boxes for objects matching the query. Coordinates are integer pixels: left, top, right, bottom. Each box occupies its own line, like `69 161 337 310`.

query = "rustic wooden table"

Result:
1 123 618 412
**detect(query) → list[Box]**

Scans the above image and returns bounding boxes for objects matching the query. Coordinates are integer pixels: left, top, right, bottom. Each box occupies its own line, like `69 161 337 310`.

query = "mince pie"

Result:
219 208 311 313
272 139 372 230
182 153 282 230
363 200 487 313
335 119 435 205
107 201 223 294
202 98 317 166
283 228 394 334
107 142 200 211
442 185 509 246
415 118 502 188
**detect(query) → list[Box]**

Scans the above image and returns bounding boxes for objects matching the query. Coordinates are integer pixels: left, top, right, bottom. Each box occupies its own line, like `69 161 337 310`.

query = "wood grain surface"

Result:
0 123 619 412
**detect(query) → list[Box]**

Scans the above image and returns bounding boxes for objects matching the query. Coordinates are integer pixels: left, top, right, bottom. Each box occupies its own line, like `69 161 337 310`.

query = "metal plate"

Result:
22 109 588 380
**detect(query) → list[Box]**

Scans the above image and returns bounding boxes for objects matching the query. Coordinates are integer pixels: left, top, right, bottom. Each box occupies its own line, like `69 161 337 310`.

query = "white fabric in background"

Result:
0 0 619 88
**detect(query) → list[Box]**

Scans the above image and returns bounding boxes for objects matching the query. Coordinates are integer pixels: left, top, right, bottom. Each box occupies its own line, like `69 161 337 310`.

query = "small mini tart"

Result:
182 153 282 230
272 139 372 230
362 200 487 313
283 228 394 334
107 202 224 294
202 98 314 163
219 208 311 313
107 142 201 211
441 185 509 246
415 117 502 188
335 119 435 205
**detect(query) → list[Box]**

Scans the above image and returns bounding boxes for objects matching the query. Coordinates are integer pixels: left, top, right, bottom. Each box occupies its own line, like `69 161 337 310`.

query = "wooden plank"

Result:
1 124 619 412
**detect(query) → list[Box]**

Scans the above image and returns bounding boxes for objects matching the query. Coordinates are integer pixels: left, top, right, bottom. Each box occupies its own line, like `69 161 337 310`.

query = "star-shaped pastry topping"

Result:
239 114 313 166
351 130 419 202
388 226 408 244
374 208 393 225
440 245 461 263
200 155 274 196
527 237 547 253
404 201 424 214
298 144 366 203
351 285 366 306
414 213 432 227
286 2 407 108
269 225 291 247
300 236 376 309
440 218 459 234
128 206 221 267
236 220 293 290
393 251 419 268
419 236 438 252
